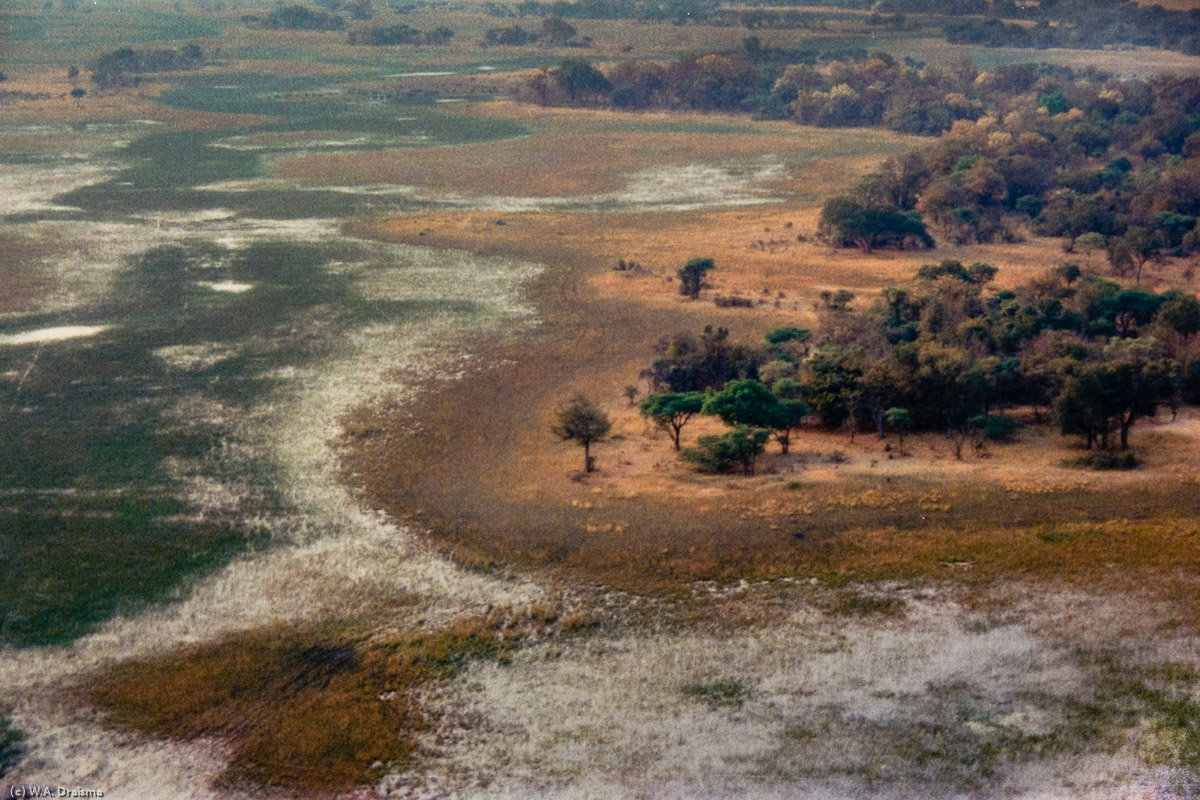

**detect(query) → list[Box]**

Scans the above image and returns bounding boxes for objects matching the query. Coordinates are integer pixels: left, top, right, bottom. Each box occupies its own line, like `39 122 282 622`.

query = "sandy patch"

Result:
0 325 108 345
418 585 1168 799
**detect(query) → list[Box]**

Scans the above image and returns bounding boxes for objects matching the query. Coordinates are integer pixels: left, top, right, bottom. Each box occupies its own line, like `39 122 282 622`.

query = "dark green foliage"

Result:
90 44 205 88
677 257 715 299
0 717 23 777
643 326 759 393
968 413 1024 441
264 5 345 30
639 391 705 450
484 24 535 46
1064 452 1139 470
681 679 748 707
679 426 770 474
353 23 422 45
820 197 934 253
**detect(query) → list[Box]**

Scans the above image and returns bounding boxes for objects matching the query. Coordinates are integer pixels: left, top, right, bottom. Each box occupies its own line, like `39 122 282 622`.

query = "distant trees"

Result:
552 395 611 472
89 44 205 88
677 257 714 299
551 58 611 103
263 5 345 30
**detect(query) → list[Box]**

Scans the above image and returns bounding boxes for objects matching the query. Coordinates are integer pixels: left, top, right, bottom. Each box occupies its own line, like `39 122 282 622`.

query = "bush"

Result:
968 413 1024 442
1064 452 1139 470
679 426 770 474
713 295 754 308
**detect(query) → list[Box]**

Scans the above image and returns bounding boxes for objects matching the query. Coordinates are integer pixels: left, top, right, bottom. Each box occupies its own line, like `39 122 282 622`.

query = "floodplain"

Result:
2 1 1200 798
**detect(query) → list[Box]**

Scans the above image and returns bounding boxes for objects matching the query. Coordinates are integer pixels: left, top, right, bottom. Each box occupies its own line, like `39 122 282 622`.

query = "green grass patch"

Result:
0 716 23 778
0 507 263 647
832 591 904 617
682 678 749 708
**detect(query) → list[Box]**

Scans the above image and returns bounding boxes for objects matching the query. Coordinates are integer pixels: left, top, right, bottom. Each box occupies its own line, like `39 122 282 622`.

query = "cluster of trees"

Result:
757 56 1200 258
634 261 1200 472
240 4 347 31
482 17 589 47
349 23 453 45
89 44 204 89
510 0 718 25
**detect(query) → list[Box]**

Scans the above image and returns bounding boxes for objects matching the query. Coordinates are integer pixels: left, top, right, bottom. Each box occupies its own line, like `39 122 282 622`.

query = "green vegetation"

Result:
87 617 518 792
642 261 1191 469
0 717 23 778
639 391 705 450
89 43 205 88
676 257 715 300
679 426 770 474
681 678 748 707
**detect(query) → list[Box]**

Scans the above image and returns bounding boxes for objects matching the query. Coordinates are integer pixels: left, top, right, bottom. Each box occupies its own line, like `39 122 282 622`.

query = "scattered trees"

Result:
632 260 1189 476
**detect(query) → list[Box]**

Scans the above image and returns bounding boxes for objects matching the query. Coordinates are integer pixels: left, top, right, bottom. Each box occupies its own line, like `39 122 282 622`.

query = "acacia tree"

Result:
552 394 611 472
640 391 705 450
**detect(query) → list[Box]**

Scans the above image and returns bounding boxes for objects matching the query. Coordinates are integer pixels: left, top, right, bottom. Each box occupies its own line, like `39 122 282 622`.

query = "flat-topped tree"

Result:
640 392 705 450
552 394 611 473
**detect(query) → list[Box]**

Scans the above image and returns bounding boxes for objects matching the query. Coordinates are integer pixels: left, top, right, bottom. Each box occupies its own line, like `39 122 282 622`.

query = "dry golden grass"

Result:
84 613 555 793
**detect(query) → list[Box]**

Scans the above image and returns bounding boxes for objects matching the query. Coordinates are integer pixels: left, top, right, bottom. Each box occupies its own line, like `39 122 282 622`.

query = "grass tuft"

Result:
681 678 749 708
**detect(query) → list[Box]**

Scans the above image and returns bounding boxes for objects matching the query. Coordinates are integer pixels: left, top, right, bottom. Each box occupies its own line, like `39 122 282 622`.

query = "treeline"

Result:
240 4 348 30
481 18 588 47
349 23 454 45
878 0 1200 56
89 44 204 89
638 262 1200 472
817 61 1200 259
508 0 718 25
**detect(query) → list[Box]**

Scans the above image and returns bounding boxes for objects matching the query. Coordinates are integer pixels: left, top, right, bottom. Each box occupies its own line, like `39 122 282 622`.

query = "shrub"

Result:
713 295 754 308
1064 452 1139 470
968 413 1024 442
679 426 770 474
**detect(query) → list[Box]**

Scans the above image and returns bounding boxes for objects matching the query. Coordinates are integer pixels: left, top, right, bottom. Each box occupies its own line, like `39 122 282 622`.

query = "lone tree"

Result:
885 407 913 455
640 391 705 450
677 257 715 299
552 394 611 472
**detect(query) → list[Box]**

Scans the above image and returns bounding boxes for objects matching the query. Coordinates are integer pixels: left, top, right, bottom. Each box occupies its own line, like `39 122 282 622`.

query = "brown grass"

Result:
278 100 923 196
83 613 545 793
